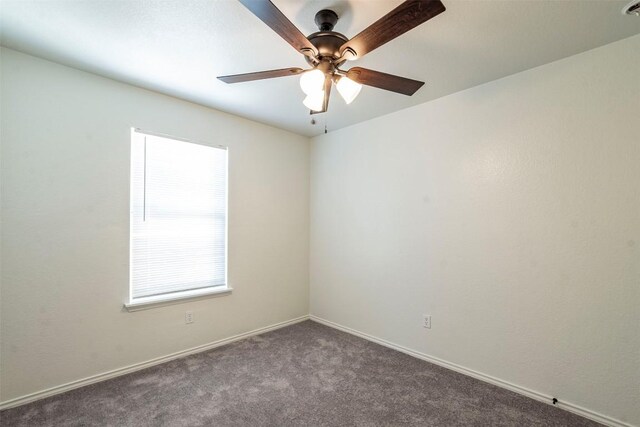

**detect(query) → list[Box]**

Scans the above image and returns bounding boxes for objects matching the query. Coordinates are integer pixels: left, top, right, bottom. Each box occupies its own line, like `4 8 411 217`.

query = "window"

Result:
127 129 229 309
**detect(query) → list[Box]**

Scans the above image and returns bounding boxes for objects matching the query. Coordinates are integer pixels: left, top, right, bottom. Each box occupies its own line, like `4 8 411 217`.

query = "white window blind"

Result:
130 130 227 301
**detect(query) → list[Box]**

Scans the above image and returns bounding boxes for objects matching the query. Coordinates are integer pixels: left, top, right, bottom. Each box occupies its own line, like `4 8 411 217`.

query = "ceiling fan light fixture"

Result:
303 90 325 112
220 0 442 113
300 69 325 95
336 76 362 104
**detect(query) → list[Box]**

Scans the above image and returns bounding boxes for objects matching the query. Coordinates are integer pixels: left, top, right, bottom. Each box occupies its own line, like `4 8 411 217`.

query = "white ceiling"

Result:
1 0 638 137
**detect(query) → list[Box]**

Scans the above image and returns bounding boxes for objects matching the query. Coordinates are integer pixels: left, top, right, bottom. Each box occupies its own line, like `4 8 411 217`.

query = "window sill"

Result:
123 286 232 312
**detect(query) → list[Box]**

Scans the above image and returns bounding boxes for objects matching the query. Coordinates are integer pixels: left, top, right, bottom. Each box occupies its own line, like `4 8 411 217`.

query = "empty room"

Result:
1 0 638 426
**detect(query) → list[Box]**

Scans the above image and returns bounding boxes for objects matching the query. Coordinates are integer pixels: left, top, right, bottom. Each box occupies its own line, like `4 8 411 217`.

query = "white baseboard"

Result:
3 314 633 427
0 315 310 411
310 315 634 427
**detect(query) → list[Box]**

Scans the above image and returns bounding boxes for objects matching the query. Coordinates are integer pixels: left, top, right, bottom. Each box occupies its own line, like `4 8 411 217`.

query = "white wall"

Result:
0 48 309 402
310 35 639 426
2 33 638 425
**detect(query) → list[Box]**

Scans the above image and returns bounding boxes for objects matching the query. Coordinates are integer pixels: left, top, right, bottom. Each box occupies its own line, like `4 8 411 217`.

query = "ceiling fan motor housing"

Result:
305 31 348 64
305 10 348 66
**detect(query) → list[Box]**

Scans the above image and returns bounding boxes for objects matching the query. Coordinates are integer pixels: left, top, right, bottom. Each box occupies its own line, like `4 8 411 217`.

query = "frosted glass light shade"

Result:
300 69 325 95
336 76 362 104
303 91 324 112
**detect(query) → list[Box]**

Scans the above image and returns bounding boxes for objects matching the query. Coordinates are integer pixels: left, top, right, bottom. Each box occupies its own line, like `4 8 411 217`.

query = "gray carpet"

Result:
1 320 598 426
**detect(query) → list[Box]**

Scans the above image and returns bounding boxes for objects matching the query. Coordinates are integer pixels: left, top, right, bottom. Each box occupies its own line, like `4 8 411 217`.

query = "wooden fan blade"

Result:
217 67 304 84
340 0 445 60
239 0 318 58
346 67 424 96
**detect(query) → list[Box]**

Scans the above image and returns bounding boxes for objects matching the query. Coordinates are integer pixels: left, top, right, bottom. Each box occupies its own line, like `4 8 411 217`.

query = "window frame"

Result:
124 128 231 312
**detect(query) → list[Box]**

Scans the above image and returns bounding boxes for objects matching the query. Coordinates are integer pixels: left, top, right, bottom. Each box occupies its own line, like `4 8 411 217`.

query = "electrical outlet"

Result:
423 314 431 329
185 311 194 324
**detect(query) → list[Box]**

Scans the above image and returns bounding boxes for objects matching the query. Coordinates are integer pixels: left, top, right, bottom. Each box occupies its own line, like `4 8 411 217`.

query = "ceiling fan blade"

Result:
238 0 318 58
340 0 445 60
217 67 304 84
310 74 333 115
346 67 424 96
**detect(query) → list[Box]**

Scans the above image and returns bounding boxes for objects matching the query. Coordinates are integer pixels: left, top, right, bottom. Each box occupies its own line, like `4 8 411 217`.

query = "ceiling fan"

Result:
218 0 446 114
